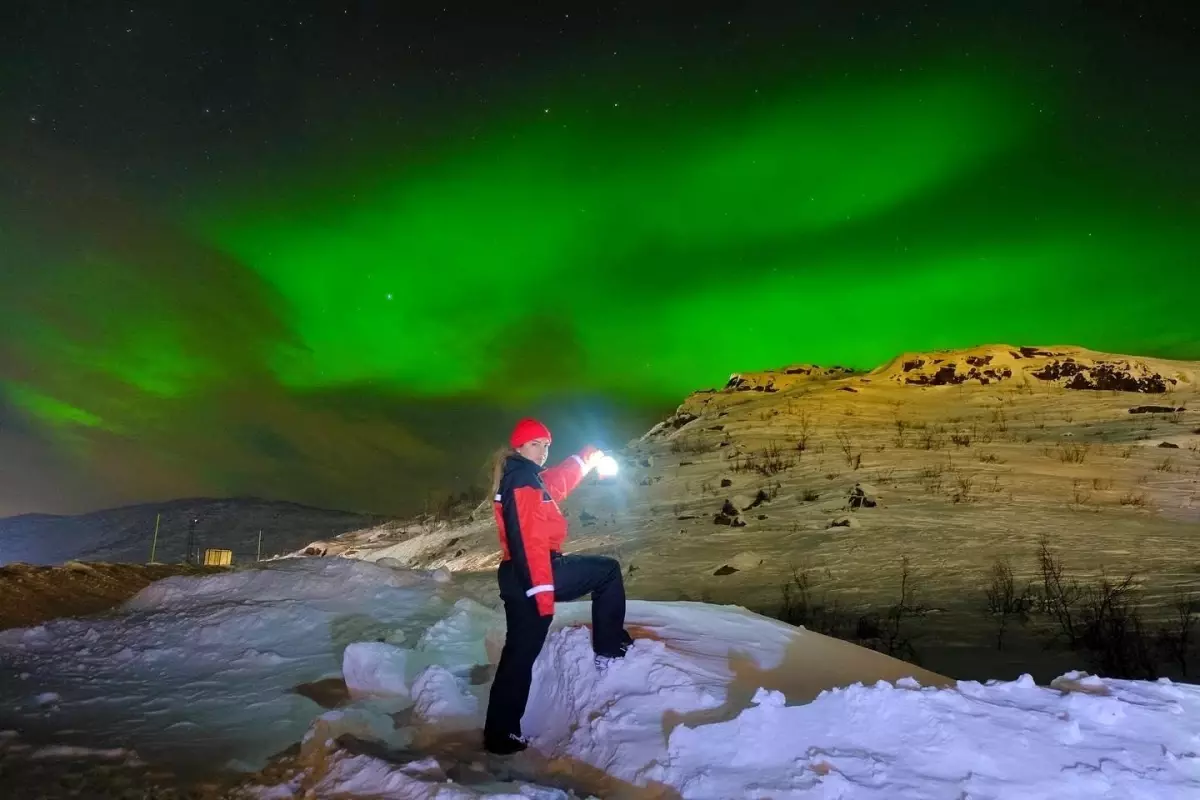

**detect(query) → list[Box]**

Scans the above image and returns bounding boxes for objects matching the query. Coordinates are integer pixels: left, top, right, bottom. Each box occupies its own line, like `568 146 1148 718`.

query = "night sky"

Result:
1 1 1198 518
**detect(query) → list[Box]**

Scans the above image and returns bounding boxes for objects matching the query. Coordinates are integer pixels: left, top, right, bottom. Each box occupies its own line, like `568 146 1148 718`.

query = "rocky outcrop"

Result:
878 345 1194 394
1030 360 1175 393
723 365 856 393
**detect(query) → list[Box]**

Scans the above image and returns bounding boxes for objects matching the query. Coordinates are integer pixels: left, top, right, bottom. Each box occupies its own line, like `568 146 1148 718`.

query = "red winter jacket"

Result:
493 446 599 616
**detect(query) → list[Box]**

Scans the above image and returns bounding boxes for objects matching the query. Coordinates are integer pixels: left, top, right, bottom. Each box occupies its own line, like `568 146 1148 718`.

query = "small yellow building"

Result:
203 548 233 566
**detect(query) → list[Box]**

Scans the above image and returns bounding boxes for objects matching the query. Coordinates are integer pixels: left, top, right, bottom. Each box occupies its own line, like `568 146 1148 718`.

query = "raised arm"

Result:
540 445 602 503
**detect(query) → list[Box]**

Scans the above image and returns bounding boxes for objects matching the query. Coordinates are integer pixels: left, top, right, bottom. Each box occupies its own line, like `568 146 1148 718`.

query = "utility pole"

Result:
186 517 197 565
149 513 161 563
256 530 262 562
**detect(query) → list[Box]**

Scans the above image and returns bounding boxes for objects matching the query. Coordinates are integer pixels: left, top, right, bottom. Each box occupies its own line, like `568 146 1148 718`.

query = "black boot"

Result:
484 732 528 755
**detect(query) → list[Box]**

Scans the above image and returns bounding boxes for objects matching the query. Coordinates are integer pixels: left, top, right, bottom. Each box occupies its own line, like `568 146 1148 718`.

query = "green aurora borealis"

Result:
2 4 1198 516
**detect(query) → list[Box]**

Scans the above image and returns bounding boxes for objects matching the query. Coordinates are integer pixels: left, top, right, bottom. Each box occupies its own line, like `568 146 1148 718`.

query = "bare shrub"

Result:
952 473 974 503
1070 479 1092 509
1057 442 1090 464
978 452 1002 464
985 558 1033 650
733 444 796 476
1037 537 1083 648
1091 477 1112 491
756 441 795 475
875 556 927 662
1157 592 1199 677
893 418 909 449
917 464 944 494
1154 457 1175 473
835 431 863 470
1119 491 1147 507
795 410 814 453
778 566 852 639
1079 571 1157 679
671 437 714 455
800 488 821 502
950 432 972 447
919 428 945 451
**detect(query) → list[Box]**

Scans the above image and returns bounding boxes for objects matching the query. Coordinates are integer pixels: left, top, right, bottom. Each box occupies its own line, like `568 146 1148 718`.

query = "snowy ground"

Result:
1 558 1198 798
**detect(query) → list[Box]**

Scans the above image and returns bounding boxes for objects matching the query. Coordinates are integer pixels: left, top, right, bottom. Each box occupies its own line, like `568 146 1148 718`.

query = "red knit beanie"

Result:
510 418 552 449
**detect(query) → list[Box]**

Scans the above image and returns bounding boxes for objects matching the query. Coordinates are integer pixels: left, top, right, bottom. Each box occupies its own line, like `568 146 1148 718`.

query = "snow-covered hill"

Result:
1 558 1196 798
302 344 1200 684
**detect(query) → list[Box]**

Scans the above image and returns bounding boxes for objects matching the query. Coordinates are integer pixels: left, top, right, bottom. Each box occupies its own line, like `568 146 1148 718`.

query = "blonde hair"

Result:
488 446 514 497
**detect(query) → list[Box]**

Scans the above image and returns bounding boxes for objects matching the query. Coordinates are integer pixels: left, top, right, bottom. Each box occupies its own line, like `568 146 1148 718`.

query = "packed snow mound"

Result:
1 558 1198 799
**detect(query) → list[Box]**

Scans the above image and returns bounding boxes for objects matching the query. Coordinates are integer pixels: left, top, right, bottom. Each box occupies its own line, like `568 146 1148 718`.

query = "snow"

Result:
1 557 1198 799
343 641 411 697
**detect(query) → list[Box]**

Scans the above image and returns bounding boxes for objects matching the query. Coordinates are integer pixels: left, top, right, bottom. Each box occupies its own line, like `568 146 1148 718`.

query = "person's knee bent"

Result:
599 555 622 585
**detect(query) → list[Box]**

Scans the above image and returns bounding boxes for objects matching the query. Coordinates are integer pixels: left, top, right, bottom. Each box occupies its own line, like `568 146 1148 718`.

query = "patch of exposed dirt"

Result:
0 562 228 630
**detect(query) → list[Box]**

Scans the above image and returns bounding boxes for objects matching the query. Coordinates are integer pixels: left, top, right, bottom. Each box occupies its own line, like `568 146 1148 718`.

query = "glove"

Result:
581 445 605 472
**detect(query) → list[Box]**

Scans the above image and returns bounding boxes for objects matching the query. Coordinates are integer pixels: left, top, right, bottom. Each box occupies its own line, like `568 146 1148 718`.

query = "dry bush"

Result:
1154 457 1175 473
777 566 853 640
985 558 1034 650
795 410 814 453
800 488 821 502
952 473 974 503
732 443 796 476
1057 442 1091 464
875 556 927 662
670 437 715 455
835 431 863 470
1091 477 1113 491
919 428 945 451
1032 539 1165 679
917 464 944 494
1157 592 1199 677
1079 572 1157 680
1119 492 1147 507
950 432 972 447
1037 537 1084 648
978 452 1002 464
1070 479 1092 510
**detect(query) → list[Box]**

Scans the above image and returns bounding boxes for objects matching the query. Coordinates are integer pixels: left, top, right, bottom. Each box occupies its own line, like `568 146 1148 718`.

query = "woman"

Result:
482 417 632 755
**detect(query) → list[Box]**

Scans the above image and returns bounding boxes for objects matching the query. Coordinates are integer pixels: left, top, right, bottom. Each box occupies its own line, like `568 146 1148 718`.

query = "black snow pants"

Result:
483 552 627 744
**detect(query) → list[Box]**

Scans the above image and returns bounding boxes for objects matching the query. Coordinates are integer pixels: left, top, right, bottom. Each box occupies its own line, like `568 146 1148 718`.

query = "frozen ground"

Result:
1 558 1198 798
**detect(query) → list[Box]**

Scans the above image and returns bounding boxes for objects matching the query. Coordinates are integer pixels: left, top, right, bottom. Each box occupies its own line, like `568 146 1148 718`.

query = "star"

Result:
386 293 393 300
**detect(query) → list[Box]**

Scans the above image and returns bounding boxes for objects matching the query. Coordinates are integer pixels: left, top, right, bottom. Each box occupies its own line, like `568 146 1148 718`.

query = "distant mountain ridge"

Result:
0 496 386 566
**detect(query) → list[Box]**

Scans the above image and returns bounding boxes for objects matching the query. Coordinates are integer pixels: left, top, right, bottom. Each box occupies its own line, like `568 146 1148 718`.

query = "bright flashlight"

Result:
596 454 619 478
